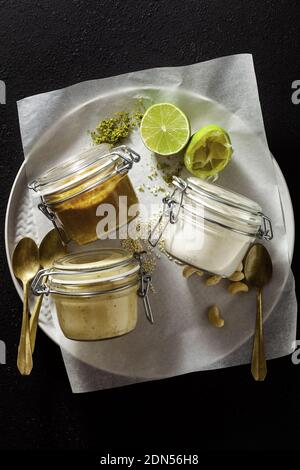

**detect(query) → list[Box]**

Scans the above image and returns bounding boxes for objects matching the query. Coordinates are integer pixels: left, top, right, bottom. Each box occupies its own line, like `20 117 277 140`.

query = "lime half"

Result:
140 103 190 155
184 125 233 178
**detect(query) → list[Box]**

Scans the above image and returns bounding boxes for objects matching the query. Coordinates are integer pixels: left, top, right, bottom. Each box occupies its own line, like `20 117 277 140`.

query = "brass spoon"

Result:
244 243 273 381
12 237 40 375
30 229 66 352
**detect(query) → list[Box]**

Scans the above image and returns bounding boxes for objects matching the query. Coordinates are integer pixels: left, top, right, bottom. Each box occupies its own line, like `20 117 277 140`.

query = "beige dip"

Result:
38 249 141 341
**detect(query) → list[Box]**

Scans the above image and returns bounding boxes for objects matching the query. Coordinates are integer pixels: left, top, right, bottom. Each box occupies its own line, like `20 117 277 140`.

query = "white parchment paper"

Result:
17 54 297 392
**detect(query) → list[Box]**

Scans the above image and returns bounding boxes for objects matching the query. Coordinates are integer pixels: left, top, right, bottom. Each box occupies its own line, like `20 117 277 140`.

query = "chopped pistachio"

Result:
91 109 143 146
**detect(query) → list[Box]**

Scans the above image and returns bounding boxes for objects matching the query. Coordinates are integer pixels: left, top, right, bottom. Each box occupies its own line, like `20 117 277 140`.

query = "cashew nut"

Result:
236 262 243 272
208 305 224 328
205 275 222 286
182 265 204 278
228 271 245 282
228 281 249 294
195 270 204 277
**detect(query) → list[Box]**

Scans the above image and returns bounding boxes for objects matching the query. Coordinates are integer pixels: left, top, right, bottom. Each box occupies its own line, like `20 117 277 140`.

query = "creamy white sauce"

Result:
163 181 259 277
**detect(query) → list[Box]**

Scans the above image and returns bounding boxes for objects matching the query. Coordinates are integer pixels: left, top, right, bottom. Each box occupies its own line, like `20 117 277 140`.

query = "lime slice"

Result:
184 125 233 178
140 103 190 155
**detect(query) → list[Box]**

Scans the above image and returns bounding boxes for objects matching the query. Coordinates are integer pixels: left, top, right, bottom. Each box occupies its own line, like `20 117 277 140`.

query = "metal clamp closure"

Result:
113 145 141 174
148 178 187 247
31 268 51 296
38 201 56 221
258 213 273 240
134 252 154 324
38 199 68 245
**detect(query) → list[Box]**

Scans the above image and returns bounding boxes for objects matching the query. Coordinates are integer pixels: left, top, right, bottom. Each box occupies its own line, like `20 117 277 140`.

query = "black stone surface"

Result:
0 0 299 454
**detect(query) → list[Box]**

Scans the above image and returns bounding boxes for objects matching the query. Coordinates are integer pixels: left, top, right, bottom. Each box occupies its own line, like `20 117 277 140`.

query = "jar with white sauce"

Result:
31 248 153 341
150 176 273 277
29 145 141 246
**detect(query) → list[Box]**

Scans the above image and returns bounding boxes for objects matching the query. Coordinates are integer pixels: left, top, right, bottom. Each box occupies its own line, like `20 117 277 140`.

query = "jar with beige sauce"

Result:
31 248 153 341
29 145 141 245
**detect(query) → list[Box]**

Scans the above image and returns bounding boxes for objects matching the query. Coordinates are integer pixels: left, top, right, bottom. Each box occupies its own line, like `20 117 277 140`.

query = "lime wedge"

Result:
184 125 233 178
140 103 190 155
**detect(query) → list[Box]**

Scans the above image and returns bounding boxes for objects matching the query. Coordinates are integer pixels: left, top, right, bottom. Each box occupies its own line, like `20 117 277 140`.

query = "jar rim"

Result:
47 248 140 290
175 176 262 215
178 203 259 237
28 145 140 198
53 247 135 270
50 278 139 297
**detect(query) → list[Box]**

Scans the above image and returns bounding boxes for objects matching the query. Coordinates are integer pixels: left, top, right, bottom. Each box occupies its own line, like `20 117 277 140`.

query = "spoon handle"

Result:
17 282 33 375
251 288 267 381
30 293 44 353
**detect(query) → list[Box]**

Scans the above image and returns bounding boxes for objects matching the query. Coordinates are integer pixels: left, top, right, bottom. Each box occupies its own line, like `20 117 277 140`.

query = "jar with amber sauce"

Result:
29 145 141 245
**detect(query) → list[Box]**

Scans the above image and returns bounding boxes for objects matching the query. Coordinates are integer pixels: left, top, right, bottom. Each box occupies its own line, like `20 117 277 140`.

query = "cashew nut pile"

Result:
182 261 249 328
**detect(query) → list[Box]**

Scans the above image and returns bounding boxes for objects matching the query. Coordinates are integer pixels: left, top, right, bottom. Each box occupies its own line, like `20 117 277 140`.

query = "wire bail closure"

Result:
113 145 141 173
31 267 52 295
258 214 273 240
37 202 68 245
148 177 188 247
134 251 154 324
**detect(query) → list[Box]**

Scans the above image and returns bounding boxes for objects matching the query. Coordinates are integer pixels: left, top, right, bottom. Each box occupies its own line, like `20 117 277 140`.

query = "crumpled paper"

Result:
17 54 297 392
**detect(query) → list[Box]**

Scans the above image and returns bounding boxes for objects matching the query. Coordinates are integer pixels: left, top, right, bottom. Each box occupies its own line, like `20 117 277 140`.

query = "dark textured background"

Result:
0 0 299 454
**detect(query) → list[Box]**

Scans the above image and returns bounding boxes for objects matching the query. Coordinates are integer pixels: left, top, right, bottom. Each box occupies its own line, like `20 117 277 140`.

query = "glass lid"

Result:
28 144 118 197
50 248 140 286
170 176 264 235
185 177 262 215
53 248 134 271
